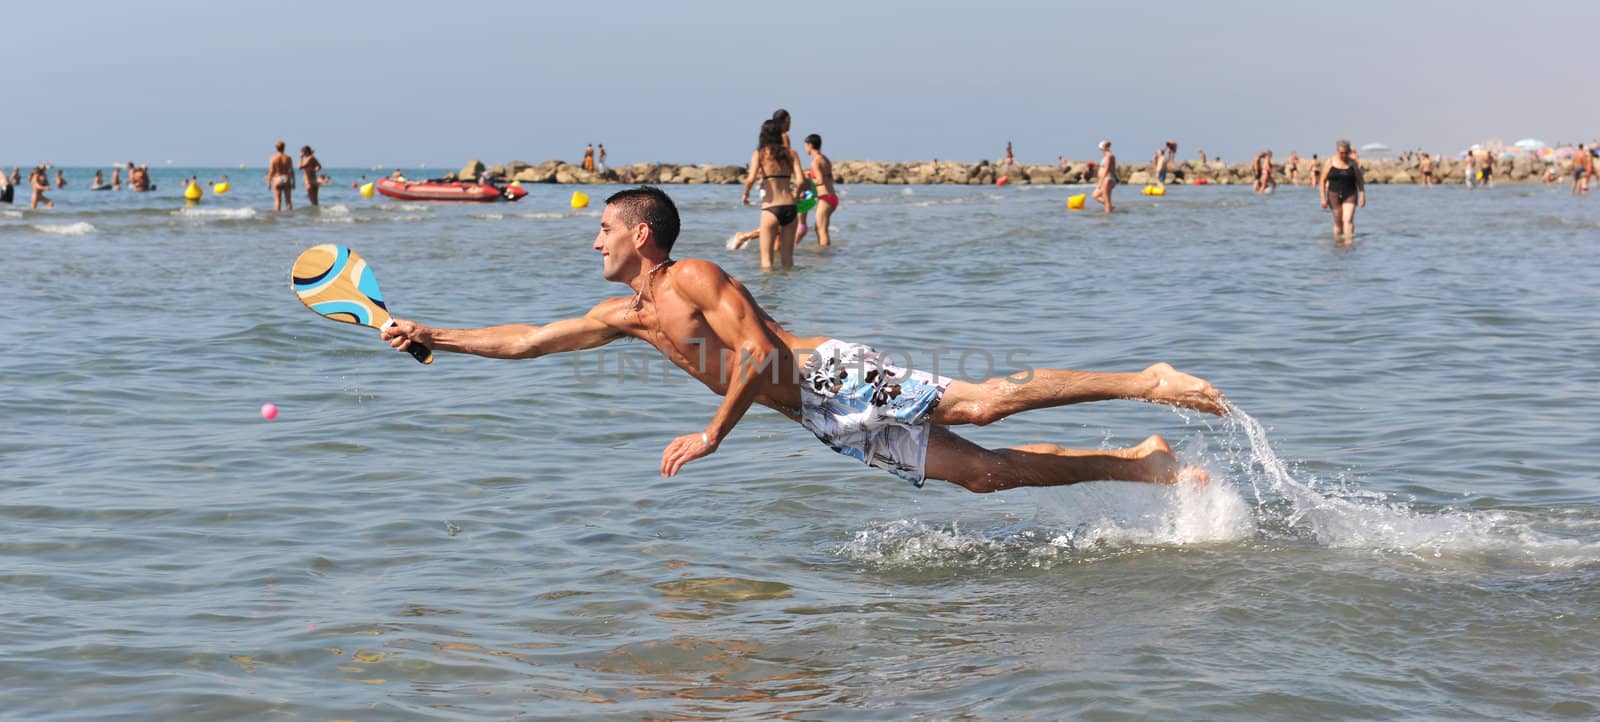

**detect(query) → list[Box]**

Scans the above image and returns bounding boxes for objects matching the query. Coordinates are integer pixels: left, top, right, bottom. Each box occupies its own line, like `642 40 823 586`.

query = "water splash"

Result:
1218 402 1600 565
840 403 1600 569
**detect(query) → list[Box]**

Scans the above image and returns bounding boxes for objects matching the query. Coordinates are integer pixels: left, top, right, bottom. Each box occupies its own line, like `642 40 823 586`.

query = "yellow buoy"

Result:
571 191 589 209
214 182 230 195
1066 193 1086 210
184 182 203 201
359 182 376 199
1142 185 1166 196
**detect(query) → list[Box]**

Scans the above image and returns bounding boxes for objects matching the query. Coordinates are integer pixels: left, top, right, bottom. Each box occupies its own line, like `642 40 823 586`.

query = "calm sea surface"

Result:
4 168 1599 720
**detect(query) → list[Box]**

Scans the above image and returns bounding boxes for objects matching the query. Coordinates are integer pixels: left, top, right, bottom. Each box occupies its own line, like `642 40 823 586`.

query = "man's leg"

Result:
924 425 1197 492
930 362 1225 426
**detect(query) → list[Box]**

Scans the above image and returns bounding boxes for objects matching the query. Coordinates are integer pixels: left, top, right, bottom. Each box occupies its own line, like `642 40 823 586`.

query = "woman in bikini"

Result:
730 109 796 249
299 146 323 207
1319 139 1365 241
739 119 804 270
30 166 54 209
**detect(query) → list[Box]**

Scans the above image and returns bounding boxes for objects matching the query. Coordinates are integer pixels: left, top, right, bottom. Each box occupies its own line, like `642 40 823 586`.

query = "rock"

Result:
676 165 709 184
460 159 485 180
708 165 744 184
555 163 598 184
936 163 970 184
851 162 888 184
1388 169 1414 184
513 165 555 183
1026 164 1062 184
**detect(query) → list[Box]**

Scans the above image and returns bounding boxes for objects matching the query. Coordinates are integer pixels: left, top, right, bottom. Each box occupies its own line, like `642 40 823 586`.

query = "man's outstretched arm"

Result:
382 302 624 360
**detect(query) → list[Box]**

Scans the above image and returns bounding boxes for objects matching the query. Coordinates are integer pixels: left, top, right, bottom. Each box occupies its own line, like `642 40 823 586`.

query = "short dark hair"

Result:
804 133 822 150
605 186 680 253
275 141 286 152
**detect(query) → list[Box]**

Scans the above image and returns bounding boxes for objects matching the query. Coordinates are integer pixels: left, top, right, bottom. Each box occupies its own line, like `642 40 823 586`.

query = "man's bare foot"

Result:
1142 362 1227 416
728 230 758 251
1127 434 1209 484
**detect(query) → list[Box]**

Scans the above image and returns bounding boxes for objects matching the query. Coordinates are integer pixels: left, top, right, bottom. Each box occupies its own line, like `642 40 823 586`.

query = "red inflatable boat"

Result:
375 178 527 202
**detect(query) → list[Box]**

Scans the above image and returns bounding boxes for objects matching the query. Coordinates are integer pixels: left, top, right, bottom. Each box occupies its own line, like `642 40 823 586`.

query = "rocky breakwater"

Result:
458 159 747 186
457 155 1559 186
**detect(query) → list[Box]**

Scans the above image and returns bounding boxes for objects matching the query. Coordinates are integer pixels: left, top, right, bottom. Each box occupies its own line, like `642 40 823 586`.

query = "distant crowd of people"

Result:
7 133 1592 240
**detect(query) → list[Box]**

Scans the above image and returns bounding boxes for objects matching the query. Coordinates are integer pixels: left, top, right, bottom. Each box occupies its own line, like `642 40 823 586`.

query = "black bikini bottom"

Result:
762 204 797 226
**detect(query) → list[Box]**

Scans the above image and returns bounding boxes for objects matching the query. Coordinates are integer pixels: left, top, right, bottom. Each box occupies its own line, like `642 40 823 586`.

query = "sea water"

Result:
3 169 1599 720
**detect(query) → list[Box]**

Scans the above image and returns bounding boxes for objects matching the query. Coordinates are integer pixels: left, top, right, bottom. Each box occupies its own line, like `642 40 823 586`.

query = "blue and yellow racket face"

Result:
292 244 392 329
291 244 433 364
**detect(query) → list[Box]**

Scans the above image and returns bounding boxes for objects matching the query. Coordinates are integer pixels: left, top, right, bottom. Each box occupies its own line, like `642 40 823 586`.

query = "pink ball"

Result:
260 403 278 421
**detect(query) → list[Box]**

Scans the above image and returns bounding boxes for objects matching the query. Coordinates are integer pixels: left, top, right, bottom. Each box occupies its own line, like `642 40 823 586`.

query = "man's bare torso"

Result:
598 259 826 418
269 153 293 179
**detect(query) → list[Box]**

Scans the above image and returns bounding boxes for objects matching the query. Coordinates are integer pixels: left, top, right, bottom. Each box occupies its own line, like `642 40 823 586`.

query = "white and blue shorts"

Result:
799 340 952 486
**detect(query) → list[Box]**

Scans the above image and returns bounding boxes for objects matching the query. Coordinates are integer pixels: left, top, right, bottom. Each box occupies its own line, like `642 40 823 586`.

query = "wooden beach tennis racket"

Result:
291 244 433 364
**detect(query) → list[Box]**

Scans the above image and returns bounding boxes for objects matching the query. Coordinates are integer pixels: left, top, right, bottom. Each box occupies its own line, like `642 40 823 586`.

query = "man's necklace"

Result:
625 259 674 319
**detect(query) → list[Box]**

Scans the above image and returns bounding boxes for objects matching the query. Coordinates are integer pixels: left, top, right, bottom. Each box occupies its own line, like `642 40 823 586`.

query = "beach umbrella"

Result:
1514 138 1547 151
1553 146 1578 159
1360 142 1391 153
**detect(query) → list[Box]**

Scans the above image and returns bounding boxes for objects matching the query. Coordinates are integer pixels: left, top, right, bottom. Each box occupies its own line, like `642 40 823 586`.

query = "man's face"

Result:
594 205 640 281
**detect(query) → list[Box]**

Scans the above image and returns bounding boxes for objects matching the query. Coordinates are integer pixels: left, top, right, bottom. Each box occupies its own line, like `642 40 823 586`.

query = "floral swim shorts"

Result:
799 339 952 486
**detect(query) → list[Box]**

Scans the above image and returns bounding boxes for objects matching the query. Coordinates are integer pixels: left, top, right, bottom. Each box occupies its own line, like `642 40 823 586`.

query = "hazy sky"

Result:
8 0 1597 168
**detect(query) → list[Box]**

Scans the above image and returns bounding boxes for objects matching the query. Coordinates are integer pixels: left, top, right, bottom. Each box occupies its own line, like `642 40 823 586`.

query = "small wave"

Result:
32 222 96 235
376 203 432 213
516 212 568 220
173 207 258 220
322 204 351 214
315 217 355 224
471 213 504 221
2 210 22 219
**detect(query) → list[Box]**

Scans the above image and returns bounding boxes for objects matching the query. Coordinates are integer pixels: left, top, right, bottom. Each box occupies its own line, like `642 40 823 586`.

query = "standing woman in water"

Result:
30 166 55 209
1319 139 1365 240
740 119 804 270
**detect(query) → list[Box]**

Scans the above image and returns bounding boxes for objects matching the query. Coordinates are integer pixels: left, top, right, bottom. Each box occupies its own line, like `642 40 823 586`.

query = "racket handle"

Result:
381 319 434 365
408 343 434 365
